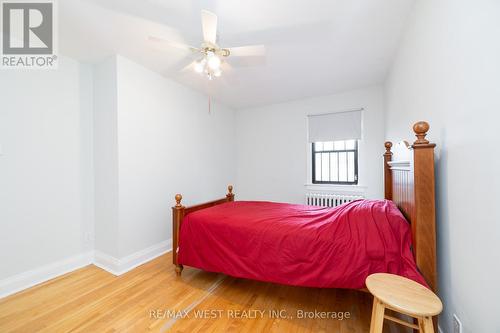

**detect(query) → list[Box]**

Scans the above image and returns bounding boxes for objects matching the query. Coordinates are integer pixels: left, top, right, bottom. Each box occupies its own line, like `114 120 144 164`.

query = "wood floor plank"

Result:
0 252 404 332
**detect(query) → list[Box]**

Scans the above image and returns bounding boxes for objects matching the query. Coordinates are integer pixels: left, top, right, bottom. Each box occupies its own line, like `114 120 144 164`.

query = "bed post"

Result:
411 122 437 293
383 122 437 294
172 194 184 275
383 142 393 200
172 185 234 276
226 185 234 202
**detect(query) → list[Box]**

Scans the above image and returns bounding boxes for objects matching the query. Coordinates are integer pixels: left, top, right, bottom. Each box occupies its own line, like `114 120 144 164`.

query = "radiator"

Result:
305 192 364 208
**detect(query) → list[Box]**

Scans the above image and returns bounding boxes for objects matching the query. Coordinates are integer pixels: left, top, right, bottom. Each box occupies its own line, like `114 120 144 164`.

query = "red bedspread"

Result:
178 200 427 289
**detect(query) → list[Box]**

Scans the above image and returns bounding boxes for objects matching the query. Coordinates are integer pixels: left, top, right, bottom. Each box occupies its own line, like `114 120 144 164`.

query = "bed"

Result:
171 121 437 293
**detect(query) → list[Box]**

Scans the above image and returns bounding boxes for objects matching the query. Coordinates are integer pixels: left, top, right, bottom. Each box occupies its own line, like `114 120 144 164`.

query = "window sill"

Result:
304 183 367 196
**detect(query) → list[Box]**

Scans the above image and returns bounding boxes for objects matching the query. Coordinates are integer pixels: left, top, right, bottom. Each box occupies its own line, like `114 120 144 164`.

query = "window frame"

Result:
311 140 359 185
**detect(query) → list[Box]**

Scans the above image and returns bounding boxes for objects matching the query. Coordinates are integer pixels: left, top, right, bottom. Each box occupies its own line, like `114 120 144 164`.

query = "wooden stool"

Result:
366 273 442 333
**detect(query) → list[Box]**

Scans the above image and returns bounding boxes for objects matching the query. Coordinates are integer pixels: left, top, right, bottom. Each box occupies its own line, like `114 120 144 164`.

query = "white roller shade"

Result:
307 109 363 142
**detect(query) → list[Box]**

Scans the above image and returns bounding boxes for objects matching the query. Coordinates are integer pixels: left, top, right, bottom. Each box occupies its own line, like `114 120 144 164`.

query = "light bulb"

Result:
207 54 221 70
194 61 204 73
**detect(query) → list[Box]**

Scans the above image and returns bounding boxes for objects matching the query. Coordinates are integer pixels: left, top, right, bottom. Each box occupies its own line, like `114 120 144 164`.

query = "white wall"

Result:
115 56 236 258
91 55 236 260
235 86 385 203
93 56 119 258
0 53 236 291
0 57 94 279
385 0 500 332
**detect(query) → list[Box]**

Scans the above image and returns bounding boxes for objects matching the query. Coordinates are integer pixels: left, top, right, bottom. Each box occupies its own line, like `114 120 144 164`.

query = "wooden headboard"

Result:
383 121 437 292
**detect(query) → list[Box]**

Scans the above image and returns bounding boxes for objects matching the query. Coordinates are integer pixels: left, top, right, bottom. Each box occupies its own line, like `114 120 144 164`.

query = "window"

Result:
312 139 358 184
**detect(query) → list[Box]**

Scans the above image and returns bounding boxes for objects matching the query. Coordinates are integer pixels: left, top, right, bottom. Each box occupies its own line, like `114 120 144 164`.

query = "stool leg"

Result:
418 317 424 332
369 297 385 333
420 316 435 333
413 317 420 333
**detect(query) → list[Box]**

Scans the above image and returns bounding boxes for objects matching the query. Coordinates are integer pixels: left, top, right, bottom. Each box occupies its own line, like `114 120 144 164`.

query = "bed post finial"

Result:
413 121 430 145
226 185 235 202
175 194 183 207
384 141 393 155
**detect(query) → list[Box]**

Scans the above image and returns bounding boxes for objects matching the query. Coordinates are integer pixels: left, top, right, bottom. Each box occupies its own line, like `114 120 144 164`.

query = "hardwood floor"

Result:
0 252 403 332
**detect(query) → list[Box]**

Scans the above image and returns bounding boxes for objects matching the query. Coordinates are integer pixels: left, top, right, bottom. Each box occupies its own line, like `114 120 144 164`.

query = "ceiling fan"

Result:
149 10 266 80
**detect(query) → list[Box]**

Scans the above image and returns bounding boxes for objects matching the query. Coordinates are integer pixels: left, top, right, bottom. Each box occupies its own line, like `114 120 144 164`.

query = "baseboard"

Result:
0 251 93 299
0 239 172 299
94 239 172 276
93 250 122 275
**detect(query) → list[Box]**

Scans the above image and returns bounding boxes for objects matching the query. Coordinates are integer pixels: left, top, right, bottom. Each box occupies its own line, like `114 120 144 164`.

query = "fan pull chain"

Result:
208 95 211 114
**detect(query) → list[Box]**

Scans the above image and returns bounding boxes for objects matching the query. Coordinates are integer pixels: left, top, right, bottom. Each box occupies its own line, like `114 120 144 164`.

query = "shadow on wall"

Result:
435 126 452 331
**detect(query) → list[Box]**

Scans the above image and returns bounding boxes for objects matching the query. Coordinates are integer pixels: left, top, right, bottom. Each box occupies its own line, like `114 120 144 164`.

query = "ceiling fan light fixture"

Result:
207 54 221 70
193 51 222 78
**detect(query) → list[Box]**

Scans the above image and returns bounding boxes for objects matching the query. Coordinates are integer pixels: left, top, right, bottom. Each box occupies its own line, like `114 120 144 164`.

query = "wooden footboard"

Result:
172 185 234 275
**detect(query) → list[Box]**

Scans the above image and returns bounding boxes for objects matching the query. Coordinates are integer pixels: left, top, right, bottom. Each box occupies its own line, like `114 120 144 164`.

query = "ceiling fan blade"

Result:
227 45 266 57
201 10 218 45
148 36 198 53
180 60 197 73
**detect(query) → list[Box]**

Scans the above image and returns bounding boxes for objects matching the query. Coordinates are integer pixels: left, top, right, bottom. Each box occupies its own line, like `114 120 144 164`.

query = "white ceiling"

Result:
60 0 415 109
